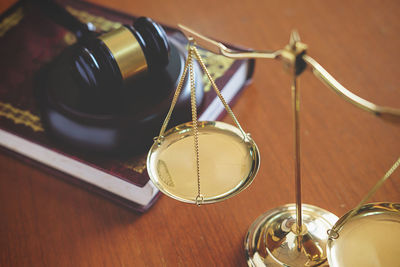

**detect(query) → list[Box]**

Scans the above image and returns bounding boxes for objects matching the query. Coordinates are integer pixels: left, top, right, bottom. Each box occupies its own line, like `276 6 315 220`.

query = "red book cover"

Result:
0 0 255 211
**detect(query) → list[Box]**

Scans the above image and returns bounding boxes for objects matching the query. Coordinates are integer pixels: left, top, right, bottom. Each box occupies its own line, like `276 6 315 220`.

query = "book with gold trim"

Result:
0 0 255 211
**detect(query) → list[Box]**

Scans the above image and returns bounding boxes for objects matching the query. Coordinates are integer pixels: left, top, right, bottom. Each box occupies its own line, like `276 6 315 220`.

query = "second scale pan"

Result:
327 202 400 267
147 121 260 204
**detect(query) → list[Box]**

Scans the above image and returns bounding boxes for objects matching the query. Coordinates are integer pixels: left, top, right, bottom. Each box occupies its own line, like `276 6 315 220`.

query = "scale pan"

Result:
327 202 400 267
147 121 260 204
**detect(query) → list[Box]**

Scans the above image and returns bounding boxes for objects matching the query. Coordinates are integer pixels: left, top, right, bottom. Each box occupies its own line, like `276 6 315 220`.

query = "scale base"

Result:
244 204 338 267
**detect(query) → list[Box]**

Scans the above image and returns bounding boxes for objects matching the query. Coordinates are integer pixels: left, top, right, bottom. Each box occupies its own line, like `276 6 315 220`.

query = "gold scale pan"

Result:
146 37 260 205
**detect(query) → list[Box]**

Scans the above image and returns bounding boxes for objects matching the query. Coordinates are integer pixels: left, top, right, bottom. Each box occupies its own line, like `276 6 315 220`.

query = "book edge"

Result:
0 128 158 207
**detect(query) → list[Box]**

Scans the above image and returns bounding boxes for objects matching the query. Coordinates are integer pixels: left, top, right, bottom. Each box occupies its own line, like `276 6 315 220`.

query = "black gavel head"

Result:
73 17 169 90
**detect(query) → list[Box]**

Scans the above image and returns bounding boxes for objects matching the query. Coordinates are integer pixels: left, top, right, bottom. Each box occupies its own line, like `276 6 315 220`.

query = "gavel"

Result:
73 17 170 90
35 0 204 153
37 0 170 90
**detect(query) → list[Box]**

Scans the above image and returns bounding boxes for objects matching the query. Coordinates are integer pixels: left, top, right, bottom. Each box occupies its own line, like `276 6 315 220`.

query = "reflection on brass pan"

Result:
327 202 400 267
147 121 260 204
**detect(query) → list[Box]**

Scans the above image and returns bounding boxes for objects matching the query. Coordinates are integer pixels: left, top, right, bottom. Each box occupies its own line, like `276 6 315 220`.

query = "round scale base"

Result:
244 204 338 267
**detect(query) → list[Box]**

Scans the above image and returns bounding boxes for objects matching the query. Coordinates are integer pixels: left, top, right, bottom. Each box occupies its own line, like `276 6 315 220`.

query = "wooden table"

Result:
1 0 399 266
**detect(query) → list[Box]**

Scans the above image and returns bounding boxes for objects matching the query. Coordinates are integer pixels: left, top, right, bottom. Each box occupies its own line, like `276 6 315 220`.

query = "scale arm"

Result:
178 24 281 59
303 55 400 120
178 24 400 120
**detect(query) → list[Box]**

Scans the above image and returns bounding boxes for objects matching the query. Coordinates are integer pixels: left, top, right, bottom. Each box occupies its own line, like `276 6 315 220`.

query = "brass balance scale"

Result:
146 24 400 266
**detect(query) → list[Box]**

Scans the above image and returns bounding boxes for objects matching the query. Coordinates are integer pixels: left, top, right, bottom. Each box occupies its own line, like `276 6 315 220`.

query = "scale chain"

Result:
188 46 203 205
328 156 400 239
191 46 249 141
155 41 253 205
156 45 192 143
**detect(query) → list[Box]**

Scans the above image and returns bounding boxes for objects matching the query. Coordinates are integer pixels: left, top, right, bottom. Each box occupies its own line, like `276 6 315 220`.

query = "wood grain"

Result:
1 0 399 266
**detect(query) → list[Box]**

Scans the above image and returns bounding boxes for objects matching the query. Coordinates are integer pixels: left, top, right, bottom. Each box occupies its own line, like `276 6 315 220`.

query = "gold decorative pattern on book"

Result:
122 156 147 174
63 32 77 45
0 102 44 132
197 49 235 92
0 7 24 37
66 6 122 32
63 6 123 45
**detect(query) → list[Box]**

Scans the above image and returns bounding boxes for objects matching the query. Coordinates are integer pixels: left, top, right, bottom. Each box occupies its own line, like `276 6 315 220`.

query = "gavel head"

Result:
73 17 169 90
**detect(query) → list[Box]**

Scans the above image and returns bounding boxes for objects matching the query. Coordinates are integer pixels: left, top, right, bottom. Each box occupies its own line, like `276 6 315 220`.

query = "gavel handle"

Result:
35 0 96 40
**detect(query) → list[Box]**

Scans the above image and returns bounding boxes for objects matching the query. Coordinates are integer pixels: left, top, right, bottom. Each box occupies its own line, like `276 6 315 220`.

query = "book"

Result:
0 0 255 212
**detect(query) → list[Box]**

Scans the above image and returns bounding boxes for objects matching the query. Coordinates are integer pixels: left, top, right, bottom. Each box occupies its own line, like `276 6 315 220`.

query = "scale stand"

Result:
242 31 338 267
178 25 400 266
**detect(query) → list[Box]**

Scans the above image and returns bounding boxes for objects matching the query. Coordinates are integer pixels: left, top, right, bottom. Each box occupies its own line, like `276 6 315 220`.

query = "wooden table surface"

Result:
1 0 400 266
